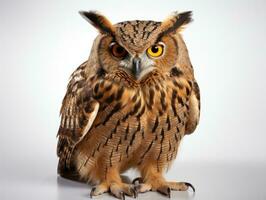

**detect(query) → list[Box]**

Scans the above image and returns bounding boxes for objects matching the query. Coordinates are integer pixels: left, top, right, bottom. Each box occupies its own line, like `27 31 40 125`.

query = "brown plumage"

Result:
57 10 200 199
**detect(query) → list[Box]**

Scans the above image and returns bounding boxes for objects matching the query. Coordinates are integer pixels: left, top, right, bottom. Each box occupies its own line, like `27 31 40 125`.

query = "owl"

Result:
57 10 200 199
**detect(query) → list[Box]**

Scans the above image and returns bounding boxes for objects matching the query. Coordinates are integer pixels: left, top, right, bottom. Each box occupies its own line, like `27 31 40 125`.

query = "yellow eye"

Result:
147 44 164 58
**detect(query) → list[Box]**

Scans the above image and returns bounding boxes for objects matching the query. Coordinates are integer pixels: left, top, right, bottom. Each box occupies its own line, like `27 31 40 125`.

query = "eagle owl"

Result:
57 10 200 199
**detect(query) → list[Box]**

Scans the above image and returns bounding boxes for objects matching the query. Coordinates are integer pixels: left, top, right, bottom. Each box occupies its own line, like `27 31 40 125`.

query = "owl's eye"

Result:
109 42 128 59
147 44 164 58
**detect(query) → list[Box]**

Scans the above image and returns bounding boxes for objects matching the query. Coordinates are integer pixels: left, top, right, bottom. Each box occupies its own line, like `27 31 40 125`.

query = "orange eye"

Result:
109 42 128 59
147 44 164 58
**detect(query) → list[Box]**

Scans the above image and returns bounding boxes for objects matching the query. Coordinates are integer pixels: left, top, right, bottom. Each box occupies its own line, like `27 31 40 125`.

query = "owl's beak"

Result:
132 57 141 78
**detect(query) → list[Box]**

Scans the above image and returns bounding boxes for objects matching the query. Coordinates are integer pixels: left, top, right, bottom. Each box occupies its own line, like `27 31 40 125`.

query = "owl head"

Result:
80 11 193 82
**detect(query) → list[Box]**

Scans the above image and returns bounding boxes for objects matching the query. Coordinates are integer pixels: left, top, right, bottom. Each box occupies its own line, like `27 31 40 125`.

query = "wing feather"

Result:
57 61 99 174
185 80 200 134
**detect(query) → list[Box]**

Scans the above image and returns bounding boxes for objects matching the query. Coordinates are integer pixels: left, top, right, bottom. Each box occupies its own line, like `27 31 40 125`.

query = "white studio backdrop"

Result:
0 0 266 185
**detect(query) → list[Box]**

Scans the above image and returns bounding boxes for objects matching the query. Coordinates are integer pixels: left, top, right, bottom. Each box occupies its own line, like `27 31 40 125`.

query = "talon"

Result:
120 192 125 200
157 186 171 198
90 187 96 198
167 187 171 198
132 177 143 185
184 182 195 193
134 184 141 193
131 187 138 198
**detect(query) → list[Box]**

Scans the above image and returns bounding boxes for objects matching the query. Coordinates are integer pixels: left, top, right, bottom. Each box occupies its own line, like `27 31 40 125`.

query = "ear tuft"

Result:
79 11 115 35
160 11 193 36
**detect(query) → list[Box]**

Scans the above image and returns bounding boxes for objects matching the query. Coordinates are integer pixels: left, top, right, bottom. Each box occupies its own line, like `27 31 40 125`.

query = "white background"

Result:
1 0 266 200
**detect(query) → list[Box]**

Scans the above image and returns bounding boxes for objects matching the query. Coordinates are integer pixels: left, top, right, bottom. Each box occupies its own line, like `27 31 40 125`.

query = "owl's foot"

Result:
90 181 137 199
133 178 195 198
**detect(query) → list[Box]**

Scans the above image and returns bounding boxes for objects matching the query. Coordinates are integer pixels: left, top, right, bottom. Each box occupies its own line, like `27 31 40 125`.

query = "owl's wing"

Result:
185 80 200 135
57 61 99 174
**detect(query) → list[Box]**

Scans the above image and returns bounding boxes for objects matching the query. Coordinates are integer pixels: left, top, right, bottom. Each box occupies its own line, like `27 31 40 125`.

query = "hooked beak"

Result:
132 57 141 78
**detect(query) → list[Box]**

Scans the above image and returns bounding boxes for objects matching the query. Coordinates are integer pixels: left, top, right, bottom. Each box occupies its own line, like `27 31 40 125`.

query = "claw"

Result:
90 187 96 198
157 186 171 198
184 182 195 193
130 187 138 198
132 177 143 185
120 192 125 200
134 184 141 193
111 191 125 200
